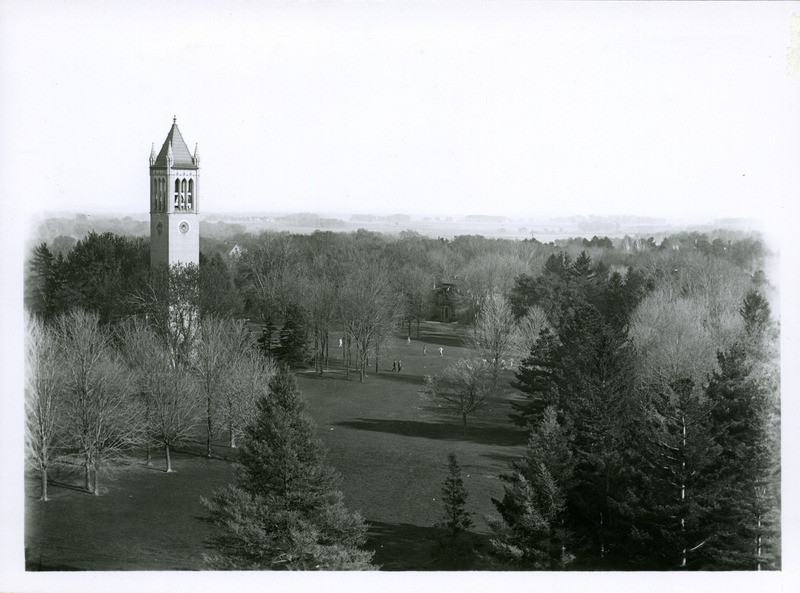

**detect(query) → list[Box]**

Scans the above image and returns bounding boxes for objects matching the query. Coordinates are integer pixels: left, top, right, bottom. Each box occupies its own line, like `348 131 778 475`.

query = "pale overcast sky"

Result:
1 1 799 222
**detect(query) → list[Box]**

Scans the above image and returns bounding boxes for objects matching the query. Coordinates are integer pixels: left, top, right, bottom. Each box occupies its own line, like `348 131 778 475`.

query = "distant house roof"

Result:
152 120 197 169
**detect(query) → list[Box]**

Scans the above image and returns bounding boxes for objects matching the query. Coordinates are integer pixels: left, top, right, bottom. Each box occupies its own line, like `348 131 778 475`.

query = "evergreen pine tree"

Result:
203 365 374 570
509 327 563 426
701 344 780 570
491 407 575 569
25 243 59 319
632 378 720 569
277 303 310 368
740 290 771 337
435 453 473 567
509 304 642 568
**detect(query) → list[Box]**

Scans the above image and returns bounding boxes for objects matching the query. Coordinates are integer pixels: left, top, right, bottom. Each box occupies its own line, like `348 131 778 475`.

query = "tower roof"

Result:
152 118 197 169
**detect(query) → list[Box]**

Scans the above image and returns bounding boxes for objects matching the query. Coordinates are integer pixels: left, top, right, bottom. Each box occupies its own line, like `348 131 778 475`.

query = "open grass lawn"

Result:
26 322 528 571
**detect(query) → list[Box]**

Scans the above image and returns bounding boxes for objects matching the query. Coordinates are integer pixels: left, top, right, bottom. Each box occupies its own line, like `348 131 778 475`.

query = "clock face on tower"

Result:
156 221 163 235
179 221 190 234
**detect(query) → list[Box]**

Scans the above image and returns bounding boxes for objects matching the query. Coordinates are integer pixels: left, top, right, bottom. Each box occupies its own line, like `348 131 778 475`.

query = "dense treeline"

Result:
24 226 777 570
491 248 779 570
26 226 767 333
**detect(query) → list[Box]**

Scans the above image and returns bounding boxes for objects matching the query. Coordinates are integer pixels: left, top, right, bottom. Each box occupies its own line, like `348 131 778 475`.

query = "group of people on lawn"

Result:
338 336 444 373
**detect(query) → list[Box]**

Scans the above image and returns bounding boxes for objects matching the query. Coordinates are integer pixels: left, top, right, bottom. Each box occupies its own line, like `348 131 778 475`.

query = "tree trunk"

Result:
680 414 687 568
145 398 152 466
84 455 91 492
230 422 237 448
206 395 213 458
462 412 468 436
40 466 49 502
757 511 762 571
92 463 99 496
165 443 173 473
345 336 350 380
599 512 605 567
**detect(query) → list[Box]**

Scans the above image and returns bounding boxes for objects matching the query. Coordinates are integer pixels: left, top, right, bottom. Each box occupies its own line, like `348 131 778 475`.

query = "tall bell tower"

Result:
149 117 200 269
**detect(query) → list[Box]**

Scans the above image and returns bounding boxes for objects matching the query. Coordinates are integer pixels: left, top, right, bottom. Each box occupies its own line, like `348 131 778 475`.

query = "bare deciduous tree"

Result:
339 259 400 381
192 316 252 457
468 293 520 388
119 318 200 472
130 263 201 367
515 305 551 359
396 264 434 339
302 272 337 374
422 358 493 434
57 310 140 494
457 253 530 321
150 364 200 473
629 287 741 389
25 313 61 501
221 350 274 448
239 233 305 359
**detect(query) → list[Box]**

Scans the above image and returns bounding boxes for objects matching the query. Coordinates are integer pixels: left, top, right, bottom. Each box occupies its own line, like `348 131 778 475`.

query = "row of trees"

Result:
26 308 377 569
26 225 767 338
416 240 778 570
25 224 776 570
24 307 271 499
24 240 379 569
486 255 780 570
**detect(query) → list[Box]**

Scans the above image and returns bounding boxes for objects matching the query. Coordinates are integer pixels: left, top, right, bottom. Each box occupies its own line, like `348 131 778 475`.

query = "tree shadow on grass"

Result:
335 417 527 446
374 371 427 386
170 441 241 462
366 521 441 570
25 555 81 571
412 335 465 348
298 367 352 381
47 480 88 494
367 521 492 571
481 451 523 465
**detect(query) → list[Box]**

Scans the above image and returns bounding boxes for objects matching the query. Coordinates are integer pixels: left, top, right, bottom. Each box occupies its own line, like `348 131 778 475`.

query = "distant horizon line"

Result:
30 209 757 226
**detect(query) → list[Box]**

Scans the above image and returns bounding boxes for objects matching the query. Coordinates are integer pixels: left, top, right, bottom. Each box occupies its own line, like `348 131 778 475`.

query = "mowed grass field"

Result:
25 322 528 571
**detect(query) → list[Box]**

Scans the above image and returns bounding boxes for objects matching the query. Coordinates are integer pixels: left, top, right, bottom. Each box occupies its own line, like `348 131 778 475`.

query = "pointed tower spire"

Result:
193 143 200 166
149 118 200 270
149 142 157 166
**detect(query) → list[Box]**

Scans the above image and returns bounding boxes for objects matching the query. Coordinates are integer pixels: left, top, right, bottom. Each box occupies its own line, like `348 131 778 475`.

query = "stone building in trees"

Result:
434 280 458 322
149 117 200 269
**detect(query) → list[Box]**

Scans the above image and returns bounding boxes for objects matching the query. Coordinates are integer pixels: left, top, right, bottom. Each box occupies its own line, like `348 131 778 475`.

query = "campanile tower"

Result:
149 117 200 269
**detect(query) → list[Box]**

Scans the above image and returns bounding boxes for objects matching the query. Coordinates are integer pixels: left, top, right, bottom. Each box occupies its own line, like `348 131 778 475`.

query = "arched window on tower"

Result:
152 179 156 211
159 179 164 211
175 179 180 209
188 179 194 211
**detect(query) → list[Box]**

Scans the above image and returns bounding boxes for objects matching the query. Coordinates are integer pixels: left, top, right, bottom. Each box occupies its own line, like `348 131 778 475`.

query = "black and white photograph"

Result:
2 1 798 592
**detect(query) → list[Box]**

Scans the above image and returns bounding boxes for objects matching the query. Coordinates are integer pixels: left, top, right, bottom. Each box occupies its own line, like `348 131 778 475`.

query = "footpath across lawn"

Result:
25 322 529 571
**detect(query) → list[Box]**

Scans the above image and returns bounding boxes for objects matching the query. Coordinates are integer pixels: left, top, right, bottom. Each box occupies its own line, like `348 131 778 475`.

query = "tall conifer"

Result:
203 365 374 570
